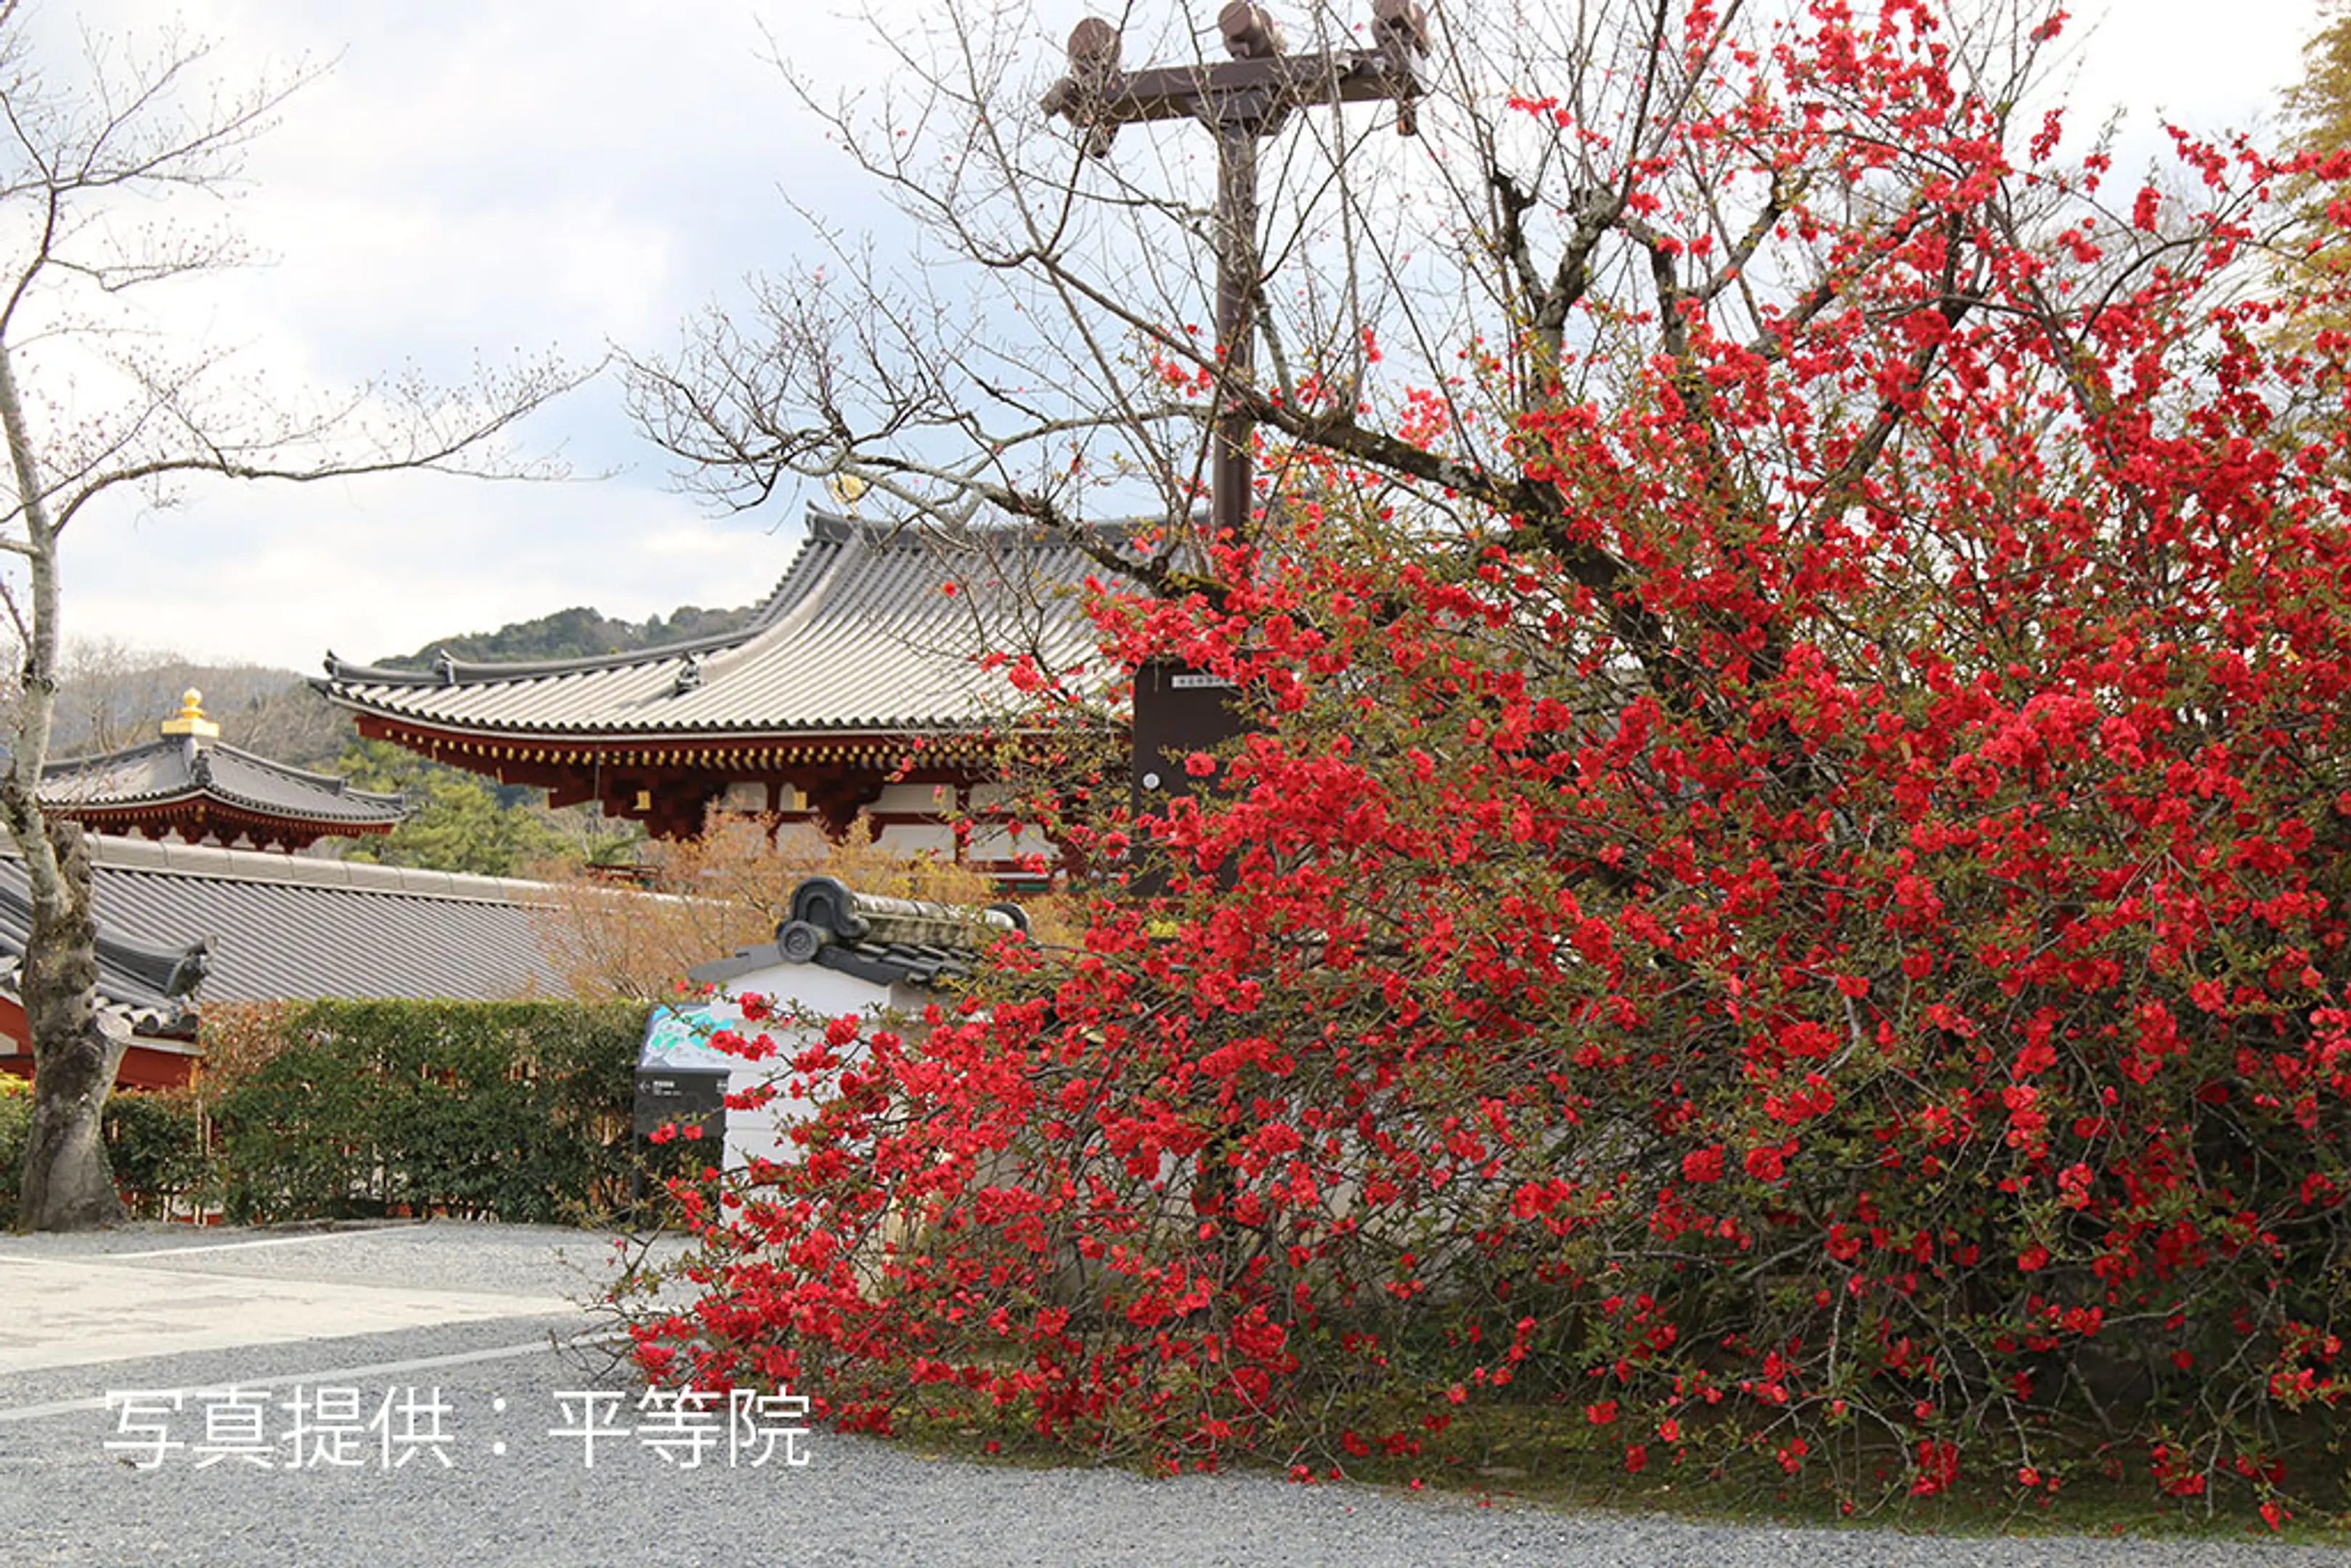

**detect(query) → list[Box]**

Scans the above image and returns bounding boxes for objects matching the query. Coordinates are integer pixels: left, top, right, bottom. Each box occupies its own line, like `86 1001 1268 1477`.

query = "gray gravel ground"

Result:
0 1218 649 1297
1 1222 2342 1567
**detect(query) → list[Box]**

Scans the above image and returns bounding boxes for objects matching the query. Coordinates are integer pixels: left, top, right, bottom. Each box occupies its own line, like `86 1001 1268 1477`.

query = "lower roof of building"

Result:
0 833 573 1024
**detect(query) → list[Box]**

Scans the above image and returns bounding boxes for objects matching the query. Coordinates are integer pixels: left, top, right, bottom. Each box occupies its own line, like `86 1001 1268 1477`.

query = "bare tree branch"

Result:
0 12 584 1230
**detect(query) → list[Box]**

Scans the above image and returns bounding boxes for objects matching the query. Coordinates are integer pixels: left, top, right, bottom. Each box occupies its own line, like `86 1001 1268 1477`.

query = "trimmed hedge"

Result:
0 1077 207 1226
0 1075 25 1226
206 999 650 1225
103 1088 208 1219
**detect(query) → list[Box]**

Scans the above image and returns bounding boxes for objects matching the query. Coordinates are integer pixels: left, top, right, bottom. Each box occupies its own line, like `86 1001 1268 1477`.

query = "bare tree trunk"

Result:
0 309 119 1230
0 16 575 1228
0 312 118 1230
12 818 123 1230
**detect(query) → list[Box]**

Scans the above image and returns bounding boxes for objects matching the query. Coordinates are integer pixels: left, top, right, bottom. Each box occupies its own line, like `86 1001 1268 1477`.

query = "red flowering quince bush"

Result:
626 1 2351 1519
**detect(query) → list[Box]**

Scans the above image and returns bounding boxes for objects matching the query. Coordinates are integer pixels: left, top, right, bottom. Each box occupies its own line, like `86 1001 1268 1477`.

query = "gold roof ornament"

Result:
822 471 868 514
159 688 219 741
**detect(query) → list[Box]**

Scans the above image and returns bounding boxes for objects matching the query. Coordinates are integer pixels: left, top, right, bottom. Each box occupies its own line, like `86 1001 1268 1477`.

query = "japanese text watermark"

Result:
103 1386 811 1471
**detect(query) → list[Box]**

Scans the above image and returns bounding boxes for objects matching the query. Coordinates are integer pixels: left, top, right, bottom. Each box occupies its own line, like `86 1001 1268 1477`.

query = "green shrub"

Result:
0 1075 28 1228
0 1077 205 1226
207 999 648 1225
2 1000 653 1228
102 1088 209 1219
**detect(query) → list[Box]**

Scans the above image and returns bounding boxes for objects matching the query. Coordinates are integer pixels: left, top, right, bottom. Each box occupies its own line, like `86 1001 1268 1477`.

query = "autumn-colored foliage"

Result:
535 810 1003 1000
627 3 2351 1518
2278 1 2351 345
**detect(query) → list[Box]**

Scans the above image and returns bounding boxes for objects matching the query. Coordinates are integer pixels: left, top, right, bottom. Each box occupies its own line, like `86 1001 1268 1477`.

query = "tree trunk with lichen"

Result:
9 818 122 1230
0 326 120 1231
0 13 574 1228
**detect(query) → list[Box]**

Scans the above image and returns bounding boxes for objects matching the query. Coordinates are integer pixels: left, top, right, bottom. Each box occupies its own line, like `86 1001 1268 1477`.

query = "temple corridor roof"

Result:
0 835 566 1010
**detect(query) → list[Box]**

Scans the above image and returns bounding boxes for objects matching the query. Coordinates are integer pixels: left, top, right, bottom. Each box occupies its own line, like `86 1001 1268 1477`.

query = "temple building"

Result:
314 513 1121 873
1 693 523 1089
0 836 571 1090
39 689 410 852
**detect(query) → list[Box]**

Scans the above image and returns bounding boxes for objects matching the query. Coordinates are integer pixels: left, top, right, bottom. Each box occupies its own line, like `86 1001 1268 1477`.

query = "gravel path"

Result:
0 1222 2340 1567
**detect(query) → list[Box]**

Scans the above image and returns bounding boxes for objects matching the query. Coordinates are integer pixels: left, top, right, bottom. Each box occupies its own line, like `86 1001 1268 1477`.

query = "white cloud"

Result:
20 0 2331 677
60 465 802 670
2071 0 2313 132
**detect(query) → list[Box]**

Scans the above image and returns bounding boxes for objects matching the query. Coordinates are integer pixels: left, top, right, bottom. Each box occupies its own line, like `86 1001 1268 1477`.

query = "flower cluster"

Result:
626 1 2351 1518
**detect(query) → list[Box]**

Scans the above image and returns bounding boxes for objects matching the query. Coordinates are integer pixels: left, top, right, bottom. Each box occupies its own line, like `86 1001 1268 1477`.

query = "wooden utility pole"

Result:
1045 1 1428 544
1046 4 1430 865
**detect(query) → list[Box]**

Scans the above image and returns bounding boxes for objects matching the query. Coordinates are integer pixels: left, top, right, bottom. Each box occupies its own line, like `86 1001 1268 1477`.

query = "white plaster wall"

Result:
693 960 912 1172
873 821 957 856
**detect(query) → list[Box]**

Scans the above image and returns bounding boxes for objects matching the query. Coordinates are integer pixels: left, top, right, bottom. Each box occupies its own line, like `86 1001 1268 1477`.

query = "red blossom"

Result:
619 3 2351 1517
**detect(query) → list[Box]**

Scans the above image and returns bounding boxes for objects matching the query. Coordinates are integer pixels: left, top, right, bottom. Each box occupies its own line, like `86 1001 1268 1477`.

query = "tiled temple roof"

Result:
0 836 566 1012
316 513 1128 744
0 869 206 1039
41 735 409 834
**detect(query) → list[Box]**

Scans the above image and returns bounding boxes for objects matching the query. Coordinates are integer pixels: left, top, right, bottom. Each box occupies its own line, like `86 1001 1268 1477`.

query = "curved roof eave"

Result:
52 778 407 820
312 510 1146 749
315 510 874 690
351 715 1029 748
41 739 409 821
208 744 410 807
314 509 1145 702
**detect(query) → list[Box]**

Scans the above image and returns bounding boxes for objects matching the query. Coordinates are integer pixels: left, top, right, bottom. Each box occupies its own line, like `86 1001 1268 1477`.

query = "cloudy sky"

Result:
17 0 2331 674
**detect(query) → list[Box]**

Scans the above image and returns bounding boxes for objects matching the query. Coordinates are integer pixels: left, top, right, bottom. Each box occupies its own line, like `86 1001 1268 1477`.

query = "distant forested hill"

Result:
372 603 756 672
48 647 351 769
39 594 757 774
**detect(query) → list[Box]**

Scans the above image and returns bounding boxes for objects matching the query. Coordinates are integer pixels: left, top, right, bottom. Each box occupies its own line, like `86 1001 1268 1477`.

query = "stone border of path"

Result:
0 1222 636 1397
